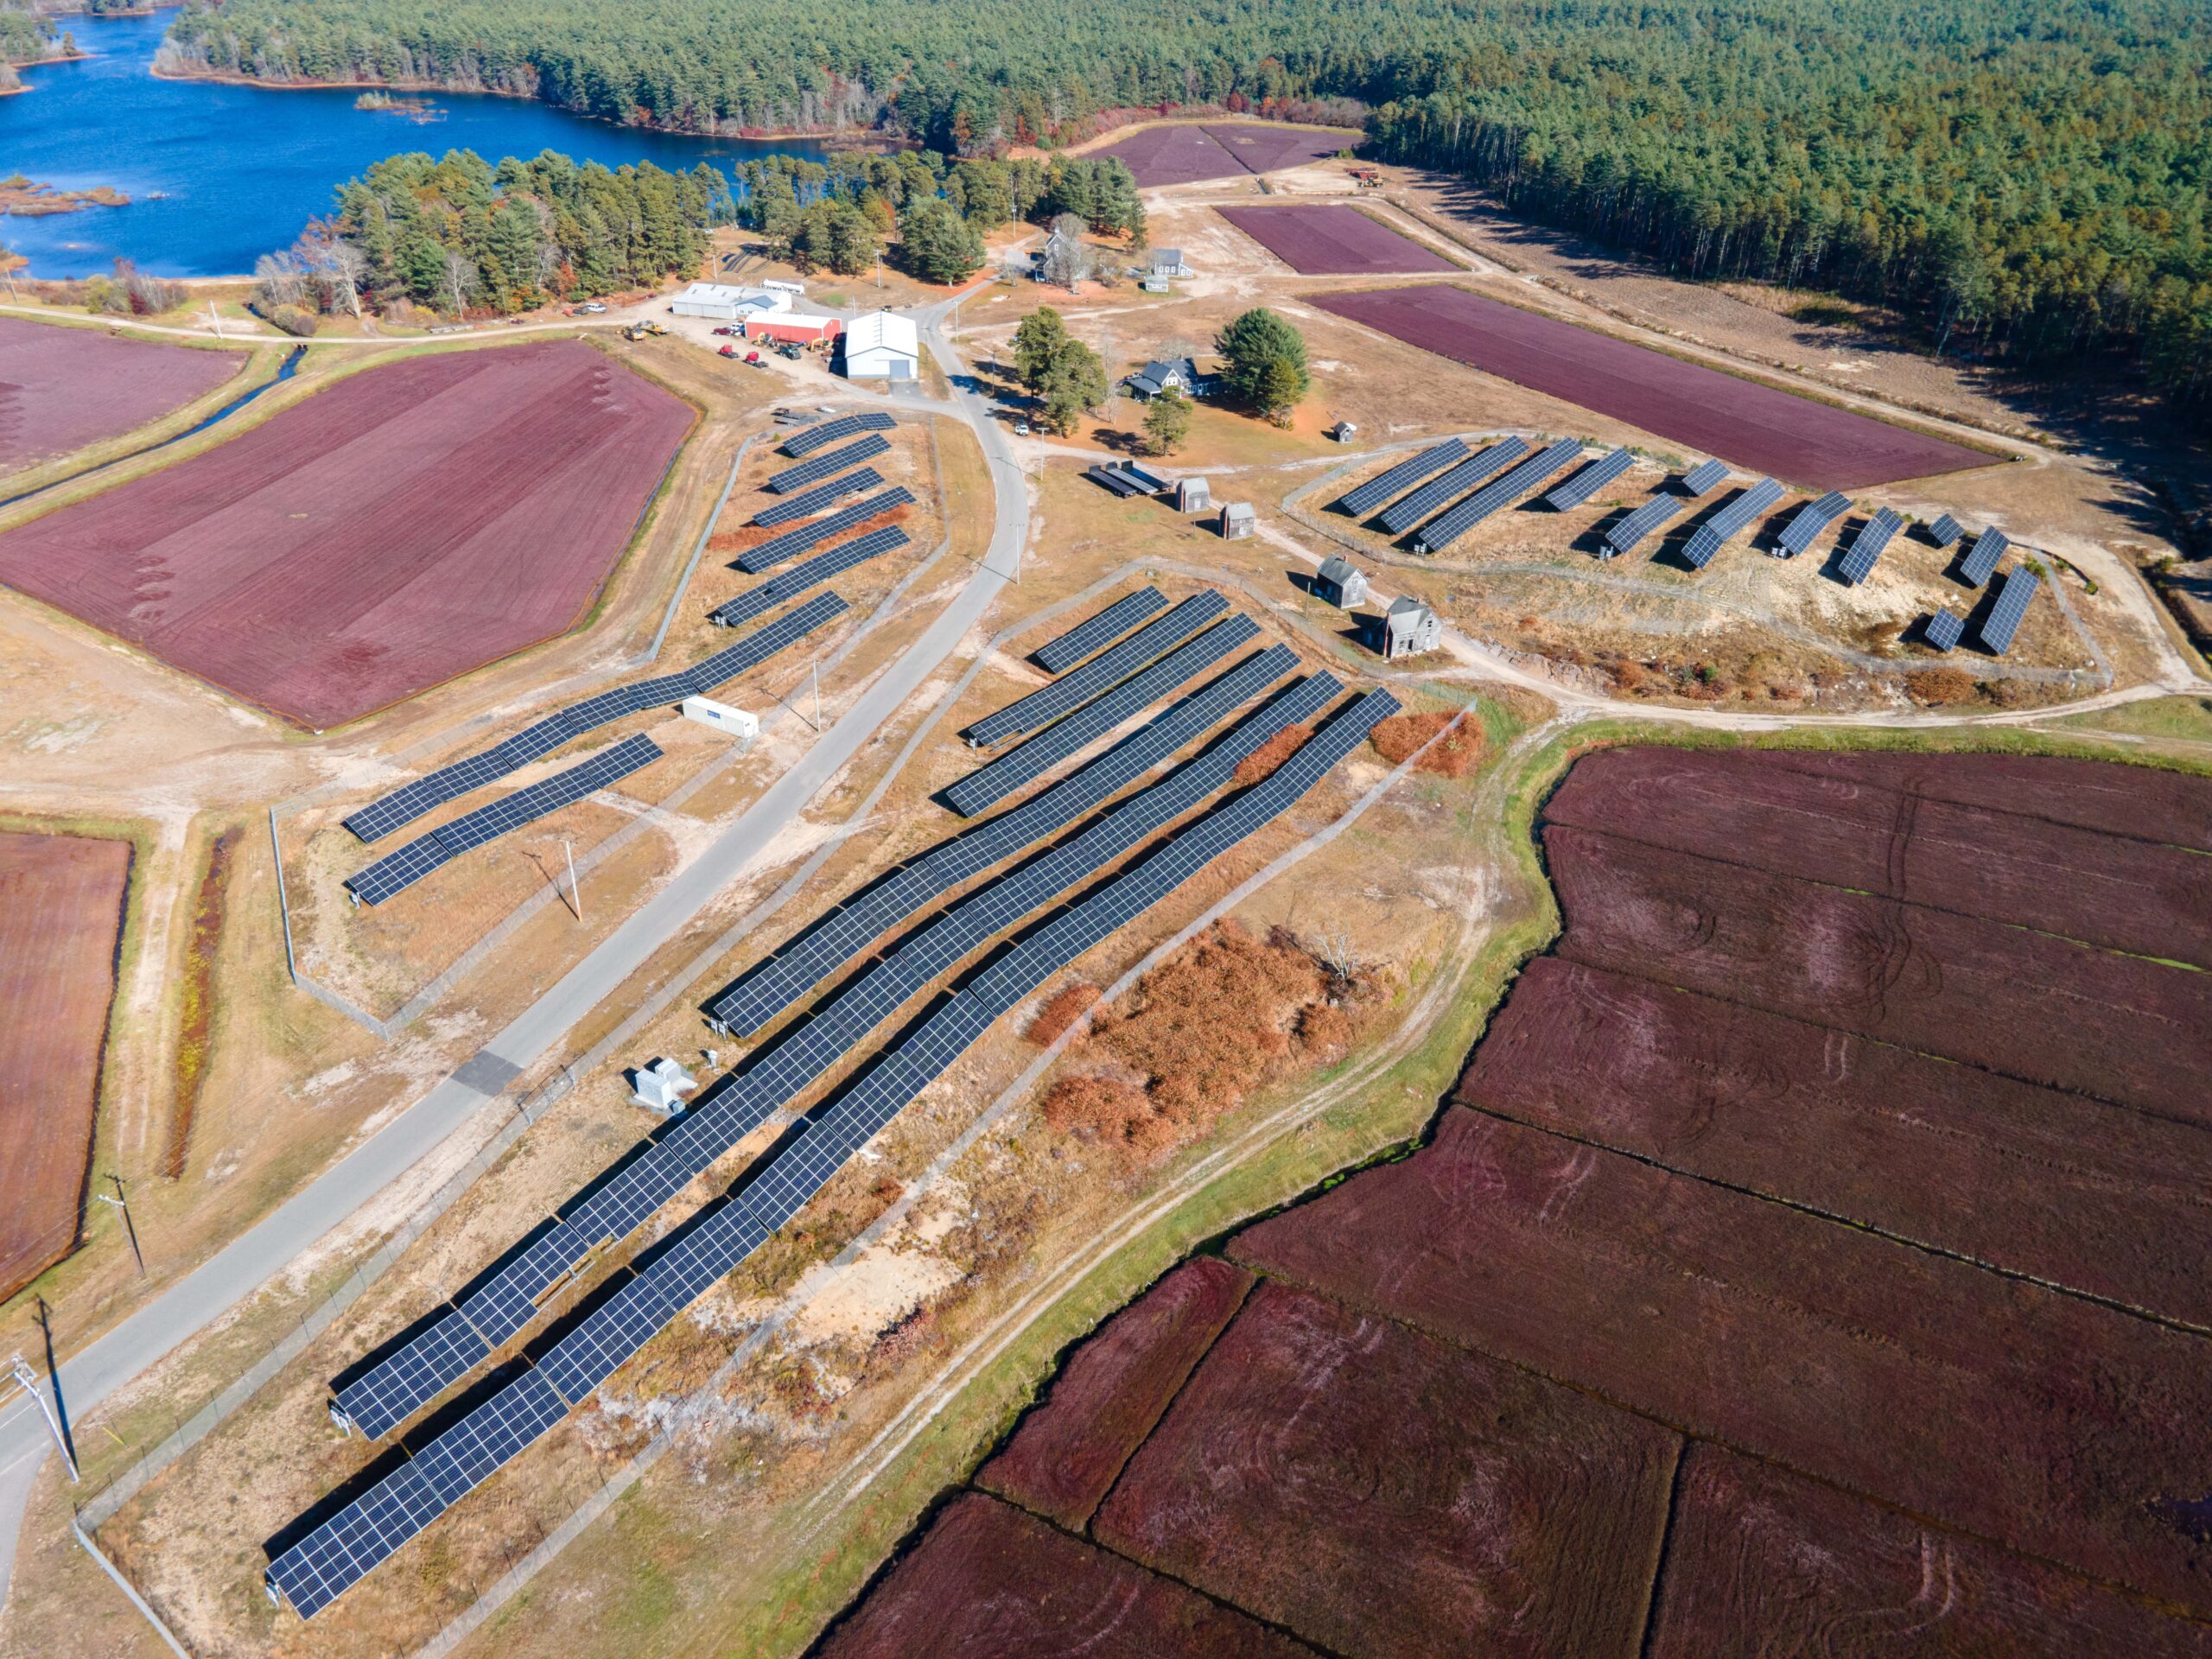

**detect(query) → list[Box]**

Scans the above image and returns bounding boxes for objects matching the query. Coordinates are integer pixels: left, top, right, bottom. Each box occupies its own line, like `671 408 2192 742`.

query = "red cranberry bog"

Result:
822 747 2212 1656
1217 205 1456 276
0 830 131 1300
0 340 693 728
0 316 243 475
1098 121 1354 186
1313 283 1993 489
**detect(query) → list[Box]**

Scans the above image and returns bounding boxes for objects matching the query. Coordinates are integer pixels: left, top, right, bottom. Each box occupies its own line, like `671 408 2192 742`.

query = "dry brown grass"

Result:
1906 667 1981 706
1231 723 1312 787
1025 982 1101 1046
1369 711 1484 778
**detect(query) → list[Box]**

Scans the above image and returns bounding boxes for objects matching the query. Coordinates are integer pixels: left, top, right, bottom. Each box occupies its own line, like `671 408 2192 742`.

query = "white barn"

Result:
670 283 789 321
842 310 922 380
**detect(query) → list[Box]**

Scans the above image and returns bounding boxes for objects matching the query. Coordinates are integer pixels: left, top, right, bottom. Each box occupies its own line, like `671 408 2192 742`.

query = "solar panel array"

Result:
1681 459 1730 497
1378 438 1527 535
1924 608 1964 652
1337 439 1468 518
965 591 1228 747
781 411 893 457
328 669 1329 1439
944 619 1257 817
1087 466 1154 499
273 686 1395 1620
1928 512 1966 548
1681 478 1783 569
1414 437 1583 551
763 434 891 494
1542 447 1633 512
1960 526 2010 587
709 529 906 628
1775 491 1852 557
343 595 843 843
1033 588 1167 672
1601 493 1687 558
751 467 882 528
1836 507 1904 586
1979 567 2039 654
344 735 663 906
736 488 913 573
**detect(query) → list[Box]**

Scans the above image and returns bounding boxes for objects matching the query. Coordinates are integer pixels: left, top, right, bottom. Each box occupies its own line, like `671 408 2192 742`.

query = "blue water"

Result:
0 9 828 277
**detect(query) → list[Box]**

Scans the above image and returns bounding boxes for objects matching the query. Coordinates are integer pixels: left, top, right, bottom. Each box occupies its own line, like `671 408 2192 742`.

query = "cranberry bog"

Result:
1217 205 1456 276
0 830 131 1299
0 317 244 476
0 341 694 727
1312 283 1993 488
1098 121 1353 186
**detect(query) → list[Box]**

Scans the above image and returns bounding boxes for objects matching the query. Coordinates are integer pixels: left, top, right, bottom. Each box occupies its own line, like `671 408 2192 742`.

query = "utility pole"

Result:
811 659 821 729
9 1353 76 1483
94 1175 144 1277
563 836 582 923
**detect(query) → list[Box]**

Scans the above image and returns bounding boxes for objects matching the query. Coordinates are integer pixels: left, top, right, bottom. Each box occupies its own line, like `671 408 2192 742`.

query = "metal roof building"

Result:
1315 556 1369 608
842 310 921 380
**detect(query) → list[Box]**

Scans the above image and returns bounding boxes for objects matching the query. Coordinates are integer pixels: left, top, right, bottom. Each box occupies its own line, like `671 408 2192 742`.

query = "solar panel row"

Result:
780 410 893 457
273 686 1395 1620
965 590 1229 747
736 488 914 574
1836 507 1904 585
1601 493 1687 558
330 662 1330 1440
1960 526 2010 587
1775 491 1852 557
1378 438 1527 535
1682 478 1783 569
709 647 1313 1035
944 618 1258 817
343 595 844 843
1414 437 1583 551
1927 512 1966 548
1542 447 1633 512
764 434 892 494
1033 588 1167 672
750 467 883 528
1924 608 1965 652
343 735 663 906
709 529 906 628
1681 459 1730 496
1979 566 2039 654
1336 439 1469 518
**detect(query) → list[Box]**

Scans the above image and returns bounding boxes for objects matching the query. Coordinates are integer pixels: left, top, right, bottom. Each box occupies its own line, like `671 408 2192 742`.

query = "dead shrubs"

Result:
1231 722 1312 787
1026 981 1101 1046
1369 710 1484 778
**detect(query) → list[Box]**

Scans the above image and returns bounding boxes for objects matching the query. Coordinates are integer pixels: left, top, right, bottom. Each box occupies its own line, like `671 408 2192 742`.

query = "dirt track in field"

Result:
0 318 244 474
1216 205 1456 276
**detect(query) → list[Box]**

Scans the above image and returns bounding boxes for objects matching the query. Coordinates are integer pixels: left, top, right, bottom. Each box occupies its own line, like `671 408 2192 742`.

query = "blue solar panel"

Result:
1960 526 2009 587
1681 479 1783 569
1338 439 1469 518
1927 512 1965 548
780 411 893 457
764 435 891 493
737 488 914 574
1836 508 1903 585
1033 588 1167 673
1776 491 1852 557
1924 608 1964 652
1542 447 1634 512
1378 438 1527 535
1414 437 1583 551
709 530 906 628
1601 493 1687 558
1681 459 1729 497
965 591 1227 747
1978 566 2039 654
750 467 883 528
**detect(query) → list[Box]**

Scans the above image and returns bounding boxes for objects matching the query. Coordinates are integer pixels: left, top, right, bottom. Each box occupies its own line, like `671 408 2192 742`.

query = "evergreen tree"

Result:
1143 385 1192 454
899 198 985 285
1039 336 1109 435
1217 308 1308 416
1012 307 1070 392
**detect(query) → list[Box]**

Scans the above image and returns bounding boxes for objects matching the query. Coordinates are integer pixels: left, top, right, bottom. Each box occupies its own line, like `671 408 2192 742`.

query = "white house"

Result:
842 310 921 380
1377 595 1441 660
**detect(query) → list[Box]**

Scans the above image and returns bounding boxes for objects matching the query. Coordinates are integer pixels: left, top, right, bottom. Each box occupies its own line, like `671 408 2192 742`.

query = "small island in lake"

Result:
1 174 130 216
353 90 446 123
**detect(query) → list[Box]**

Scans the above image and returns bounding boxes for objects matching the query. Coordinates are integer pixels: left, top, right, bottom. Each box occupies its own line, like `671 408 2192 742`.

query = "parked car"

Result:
576 302 607 315
1013 422 1032 436
711 326 737 336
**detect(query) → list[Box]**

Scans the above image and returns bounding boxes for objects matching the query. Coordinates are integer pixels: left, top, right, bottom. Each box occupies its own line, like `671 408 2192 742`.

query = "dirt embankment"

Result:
163 825 238 1179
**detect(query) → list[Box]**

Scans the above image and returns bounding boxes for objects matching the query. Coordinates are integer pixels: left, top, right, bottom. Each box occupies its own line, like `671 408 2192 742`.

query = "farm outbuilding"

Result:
746 312 842 346
1175 476 1212 513
1219 502 1256 540
842 310 921 380
671 283 789 321
1376 595 1440 659
1314 555 1369 608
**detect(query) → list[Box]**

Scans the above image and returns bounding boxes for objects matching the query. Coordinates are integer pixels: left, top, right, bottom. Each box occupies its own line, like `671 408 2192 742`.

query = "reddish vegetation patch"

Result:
1369 709 1483 777
1461 957 2212 1330
0 830 130 1298
1650 1446 2212 1658
163 825 238 1178
979 1256 1252 1529
1199 124 1356 175
0 342 693 726
1217 205 1456 276
1230 721 1309 786
1096 1281 1679 1658
1312 284 1990 488
1024 981 1101 1046
816 1492 1315 1659
0 317 240 474
1547 745 2212 966
1097 122 1351 187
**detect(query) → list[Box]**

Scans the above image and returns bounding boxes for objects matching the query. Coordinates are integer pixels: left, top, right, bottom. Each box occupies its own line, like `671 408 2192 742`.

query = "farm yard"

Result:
0 319 245 477
0 830 132 1300
1216 204 1457 276
0 341 694 727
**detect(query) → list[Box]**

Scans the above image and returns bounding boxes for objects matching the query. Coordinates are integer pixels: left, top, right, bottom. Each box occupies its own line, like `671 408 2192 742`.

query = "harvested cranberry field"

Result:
0 342 693 727
0 830 131 1299
0 317 243 474
1312 283 1993 487
1216 205 1455 276
830 745 2212 1652
1097 122 1353 186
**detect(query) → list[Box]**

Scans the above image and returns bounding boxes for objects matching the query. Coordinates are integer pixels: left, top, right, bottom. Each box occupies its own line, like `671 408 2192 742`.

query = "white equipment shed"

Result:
842 310 922 380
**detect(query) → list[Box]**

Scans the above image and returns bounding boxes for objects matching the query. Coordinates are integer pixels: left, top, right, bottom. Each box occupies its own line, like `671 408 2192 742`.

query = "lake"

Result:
0 9 830 278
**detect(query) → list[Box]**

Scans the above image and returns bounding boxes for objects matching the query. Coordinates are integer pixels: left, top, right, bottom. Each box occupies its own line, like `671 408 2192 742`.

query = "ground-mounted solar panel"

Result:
1541 447 1632 512
780 410 893 457
709 530 906 628
944 617 1258 817
1927 512 1966 548
1836 507 1904 586
736 488 914 574
1960 526 2010 587
1414 437 1584 551
1924 608 1964 652
1601 494 1687 559
764 434 891 494
1033 588 1168 672
1978 566 2039 654
1681 459 1729 497
1681 478 1783 569
750 467 883 528
1337 439 1469 518
1378 438 1528 535
271 684 1394 1619
1775 491 1852 557
965 591 1229 747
